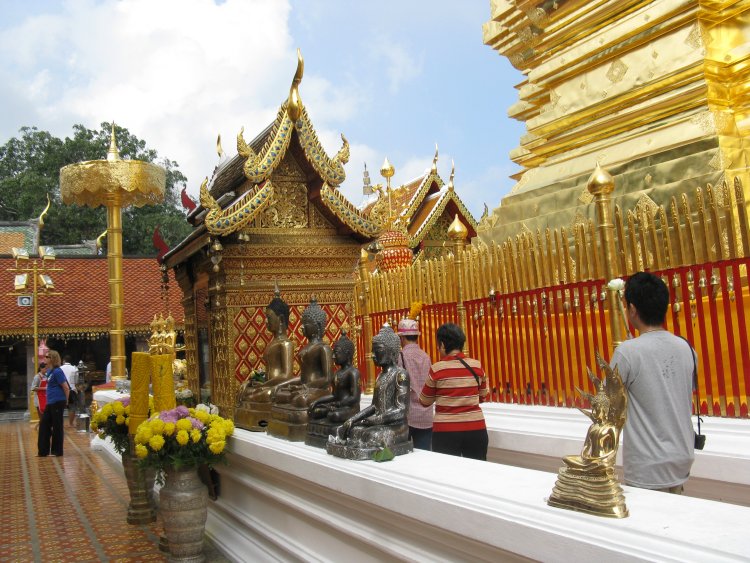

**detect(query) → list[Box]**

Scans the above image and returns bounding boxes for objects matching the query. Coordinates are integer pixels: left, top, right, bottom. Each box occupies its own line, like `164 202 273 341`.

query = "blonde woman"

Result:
38 350 69 457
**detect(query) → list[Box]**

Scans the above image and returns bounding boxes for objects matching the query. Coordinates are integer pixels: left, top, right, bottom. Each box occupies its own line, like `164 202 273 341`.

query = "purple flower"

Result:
159 409 179 424
119 396 130 407
175 405 189 418
189 417 204 430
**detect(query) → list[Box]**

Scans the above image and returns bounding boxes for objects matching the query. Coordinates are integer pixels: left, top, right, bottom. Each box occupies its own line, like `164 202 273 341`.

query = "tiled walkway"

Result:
1 421 167 562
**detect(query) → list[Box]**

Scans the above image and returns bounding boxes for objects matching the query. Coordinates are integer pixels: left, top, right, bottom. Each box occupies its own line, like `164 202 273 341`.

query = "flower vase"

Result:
122 450 156 524
160 465 208 563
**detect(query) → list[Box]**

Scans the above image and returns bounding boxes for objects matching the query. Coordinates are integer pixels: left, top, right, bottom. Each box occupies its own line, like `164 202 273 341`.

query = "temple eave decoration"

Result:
410 190 478 248
200 178 275 236
319 183 382 238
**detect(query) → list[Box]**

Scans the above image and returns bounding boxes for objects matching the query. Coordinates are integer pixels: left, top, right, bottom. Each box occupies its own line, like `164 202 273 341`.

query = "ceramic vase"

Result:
160 465 208 563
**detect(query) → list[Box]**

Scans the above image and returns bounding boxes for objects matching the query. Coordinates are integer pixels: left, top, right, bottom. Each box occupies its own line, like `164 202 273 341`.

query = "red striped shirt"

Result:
419 352 488 432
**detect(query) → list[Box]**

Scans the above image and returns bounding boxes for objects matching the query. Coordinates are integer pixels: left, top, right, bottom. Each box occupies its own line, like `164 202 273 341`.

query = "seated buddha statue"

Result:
268 298 333 441
273 298 333 407
563 389 618 471
309 330 361 422
235 292 295 431
327 325 412 460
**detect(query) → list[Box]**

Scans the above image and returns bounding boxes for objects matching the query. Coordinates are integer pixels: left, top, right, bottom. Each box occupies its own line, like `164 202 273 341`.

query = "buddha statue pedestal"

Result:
235 402 273 432
547 466 628 518
305 420 339 448
326 423 412 460
267 405 309 442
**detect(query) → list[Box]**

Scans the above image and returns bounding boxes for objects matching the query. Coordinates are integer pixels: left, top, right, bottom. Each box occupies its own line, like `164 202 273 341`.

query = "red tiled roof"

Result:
0 257 184 338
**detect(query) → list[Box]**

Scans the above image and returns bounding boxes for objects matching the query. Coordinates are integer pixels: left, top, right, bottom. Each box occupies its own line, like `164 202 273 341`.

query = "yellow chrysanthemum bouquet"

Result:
91 396 155 455
134 404 234 477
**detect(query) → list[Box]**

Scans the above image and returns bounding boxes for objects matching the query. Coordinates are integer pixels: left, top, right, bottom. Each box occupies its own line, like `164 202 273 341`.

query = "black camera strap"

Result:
679 335 701 438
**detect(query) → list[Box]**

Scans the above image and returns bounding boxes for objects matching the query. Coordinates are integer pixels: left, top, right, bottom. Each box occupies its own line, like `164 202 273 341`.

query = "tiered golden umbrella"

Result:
60 124 166 381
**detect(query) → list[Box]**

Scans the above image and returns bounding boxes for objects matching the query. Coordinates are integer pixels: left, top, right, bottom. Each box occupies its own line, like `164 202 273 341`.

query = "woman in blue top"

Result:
38 349 70 457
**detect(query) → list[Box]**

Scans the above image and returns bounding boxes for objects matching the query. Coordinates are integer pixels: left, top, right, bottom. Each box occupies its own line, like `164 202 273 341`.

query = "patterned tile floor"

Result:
0 421 228 563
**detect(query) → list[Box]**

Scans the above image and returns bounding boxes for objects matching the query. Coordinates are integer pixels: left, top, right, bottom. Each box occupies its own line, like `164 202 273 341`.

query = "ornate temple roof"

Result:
360 161 477 247
172 50 378 255
0 257 183 339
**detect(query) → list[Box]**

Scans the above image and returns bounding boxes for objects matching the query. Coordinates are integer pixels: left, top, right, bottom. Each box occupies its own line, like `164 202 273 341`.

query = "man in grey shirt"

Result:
611 272 696 493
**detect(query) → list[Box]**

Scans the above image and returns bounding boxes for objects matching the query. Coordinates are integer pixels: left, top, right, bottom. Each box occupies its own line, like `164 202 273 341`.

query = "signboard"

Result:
17 295 33 307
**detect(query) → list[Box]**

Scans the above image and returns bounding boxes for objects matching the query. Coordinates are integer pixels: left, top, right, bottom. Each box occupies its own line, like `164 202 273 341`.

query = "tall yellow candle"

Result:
129 352 151 434
151 354 176 412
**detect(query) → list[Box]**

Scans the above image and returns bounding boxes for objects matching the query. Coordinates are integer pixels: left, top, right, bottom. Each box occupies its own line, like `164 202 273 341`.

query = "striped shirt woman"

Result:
420 323 489 460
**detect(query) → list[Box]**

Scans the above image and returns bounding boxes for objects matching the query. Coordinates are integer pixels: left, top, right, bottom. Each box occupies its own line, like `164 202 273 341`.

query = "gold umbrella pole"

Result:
107 191 126 381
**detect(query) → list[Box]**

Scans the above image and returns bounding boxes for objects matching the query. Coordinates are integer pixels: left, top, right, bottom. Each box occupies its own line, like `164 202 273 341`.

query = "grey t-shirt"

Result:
611 331 695 488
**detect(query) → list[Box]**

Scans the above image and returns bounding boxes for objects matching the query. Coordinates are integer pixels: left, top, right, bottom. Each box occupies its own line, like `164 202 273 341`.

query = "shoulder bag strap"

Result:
678 335 700 436
456 357 481 387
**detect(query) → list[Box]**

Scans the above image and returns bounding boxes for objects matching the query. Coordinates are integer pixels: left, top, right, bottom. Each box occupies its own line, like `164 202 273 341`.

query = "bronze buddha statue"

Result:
305 331 361 447
235 292 295 431
327 325 413 460
268 298 333 441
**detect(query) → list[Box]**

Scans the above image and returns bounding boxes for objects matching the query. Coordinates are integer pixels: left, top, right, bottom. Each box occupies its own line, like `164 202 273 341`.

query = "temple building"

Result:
479 0 750 243
163 52 381 417
360 150 478 263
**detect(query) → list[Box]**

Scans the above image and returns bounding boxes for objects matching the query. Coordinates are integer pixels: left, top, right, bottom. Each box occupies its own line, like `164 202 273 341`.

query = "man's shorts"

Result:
68 390 78 411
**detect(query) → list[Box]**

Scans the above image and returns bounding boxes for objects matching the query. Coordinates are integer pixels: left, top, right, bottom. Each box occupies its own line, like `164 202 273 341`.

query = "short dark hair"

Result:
63 355 72 363
624 272 669 326
403 335 418 343
436 323 465 353
39 362 46 369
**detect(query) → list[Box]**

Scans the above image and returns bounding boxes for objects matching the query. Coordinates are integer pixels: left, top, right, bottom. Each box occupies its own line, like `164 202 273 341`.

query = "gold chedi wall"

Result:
480 0 750 244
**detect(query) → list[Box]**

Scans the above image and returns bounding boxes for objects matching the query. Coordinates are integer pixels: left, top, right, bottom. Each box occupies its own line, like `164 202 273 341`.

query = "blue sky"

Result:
0 0 525 218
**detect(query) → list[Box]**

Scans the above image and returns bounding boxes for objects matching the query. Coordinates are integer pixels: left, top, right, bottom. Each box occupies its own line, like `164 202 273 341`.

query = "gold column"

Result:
448 215 469 350
106 191 126 380
358 249 376 393
588 164 625 351
60 124 165 379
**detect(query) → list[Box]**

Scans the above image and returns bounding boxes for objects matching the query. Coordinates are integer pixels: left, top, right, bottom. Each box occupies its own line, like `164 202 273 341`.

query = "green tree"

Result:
0 123 193 255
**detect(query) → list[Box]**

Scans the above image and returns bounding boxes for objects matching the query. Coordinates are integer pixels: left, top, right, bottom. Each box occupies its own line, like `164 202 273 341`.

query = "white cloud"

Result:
372 37 423 94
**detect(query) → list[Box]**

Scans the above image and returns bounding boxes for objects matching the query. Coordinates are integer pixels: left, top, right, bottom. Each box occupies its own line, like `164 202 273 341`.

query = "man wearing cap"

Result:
397 318 433 450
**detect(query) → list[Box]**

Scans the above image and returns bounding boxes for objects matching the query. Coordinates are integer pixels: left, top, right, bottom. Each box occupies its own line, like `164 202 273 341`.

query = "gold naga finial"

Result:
217 133 225 159
95 228 107 253
431 143 439 175
107 121 120 162
37 193 51 229
448 160 455 191
287 48 305 122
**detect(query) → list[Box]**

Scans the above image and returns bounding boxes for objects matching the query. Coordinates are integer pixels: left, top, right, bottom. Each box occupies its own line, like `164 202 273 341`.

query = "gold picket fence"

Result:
355 178 750 418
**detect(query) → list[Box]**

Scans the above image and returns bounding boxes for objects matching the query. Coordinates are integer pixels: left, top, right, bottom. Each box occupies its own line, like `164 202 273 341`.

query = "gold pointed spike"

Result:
273 279 281 297
217 134 225 159
287 48 304 122
380 156 395 179
448 160 455 191
38 193 51 229
447 214 468 241
587 162 614 195
107 121 121 162
431 143 439 174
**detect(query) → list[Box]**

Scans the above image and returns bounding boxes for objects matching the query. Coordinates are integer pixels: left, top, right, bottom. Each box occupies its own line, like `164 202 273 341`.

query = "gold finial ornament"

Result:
447 214 468 241
287 48 304 122
217 133 225 159
431 143 439 174
548 352 629 518
107 122 120 162
37 193 51 229
95 229 107 252
380 156 395 180
587 162 615 196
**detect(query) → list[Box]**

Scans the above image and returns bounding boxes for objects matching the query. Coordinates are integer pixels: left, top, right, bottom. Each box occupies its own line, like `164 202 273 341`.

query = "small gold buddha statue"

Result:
235 291 295 431
548 355 629 518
